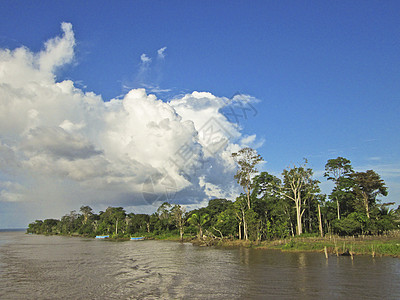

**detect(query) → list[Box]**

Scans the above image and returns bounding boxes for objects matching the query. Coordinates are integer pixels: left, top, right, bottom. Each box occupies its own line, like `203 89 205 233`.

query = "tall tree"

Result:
324 157 353 220
100 207 126 236
156 202 172 231
234 195 248 240
61 210 79 234
351 170 388 219
232 147 264 210
171 205 186 241
251 172 281 200
251 172 290 239
281 160 320 235
80 205 93 225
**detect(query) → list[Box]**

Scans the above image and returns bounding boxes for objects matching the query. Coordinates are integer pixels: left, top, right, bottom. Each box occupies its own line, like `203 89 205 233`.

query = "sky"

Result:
0 1 399 228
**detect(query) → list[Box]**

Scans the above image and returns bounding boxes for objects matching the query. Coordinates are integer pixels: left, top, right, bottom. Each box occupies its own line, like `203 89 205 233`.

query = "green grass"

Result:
262 235 400 257
141 232 192 241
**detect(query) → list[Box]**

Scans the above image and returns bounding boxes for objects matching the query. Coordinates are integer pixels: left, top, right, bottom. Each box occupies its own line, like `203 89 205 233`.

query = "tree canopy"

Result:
27 154 398 240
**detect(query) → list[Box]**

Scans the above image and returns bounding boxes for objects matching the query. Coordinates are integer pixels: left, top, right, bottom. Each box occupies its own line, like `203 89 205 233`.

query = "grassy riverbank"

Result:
106 232 400 257
207 234 400 257
269 236 399 257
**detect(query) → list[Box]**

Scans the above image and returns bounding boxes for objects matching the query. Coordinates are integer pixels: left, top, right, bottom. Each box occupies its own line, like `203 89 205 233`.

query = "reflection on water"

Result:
0 231 399 299
297 252 306 268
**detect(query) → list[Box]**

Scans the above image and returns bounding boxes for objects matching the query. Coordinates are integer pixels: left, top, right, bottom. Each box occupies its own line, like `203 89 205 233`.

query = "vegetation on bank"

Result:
188 234 400 257
259 234 400 257
27 152 400 255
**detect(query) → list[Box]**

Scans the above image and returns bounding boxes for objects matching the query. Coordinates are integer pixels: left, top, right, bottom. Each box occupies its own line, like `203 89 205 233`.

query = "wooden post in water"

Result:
350 245 354 260
334 239 339 257
318 204 323 238
324 246 328 259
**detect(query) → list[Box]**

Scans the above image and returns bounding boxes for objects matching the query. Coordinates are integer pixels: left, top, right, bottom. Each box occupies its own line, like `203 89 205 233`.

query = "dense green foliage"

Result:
27 155 400 240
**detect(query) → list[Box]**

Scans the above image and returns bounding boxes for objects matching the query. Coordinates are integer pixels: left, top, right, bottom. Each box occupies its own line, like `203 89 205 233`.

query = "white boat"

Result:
130 237 144 241
95 235 109 239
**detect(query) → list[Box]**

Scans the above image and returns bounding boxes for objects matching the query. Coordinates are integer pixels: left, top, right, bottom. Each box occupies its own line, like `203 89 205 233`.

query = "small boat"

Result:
95 235 109 239
130 237 145 241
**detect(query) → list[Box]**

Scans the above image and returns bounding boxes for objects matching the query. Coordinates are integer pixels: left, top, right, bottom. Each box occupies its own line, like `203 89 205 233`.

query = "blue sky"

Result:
0 1 399 227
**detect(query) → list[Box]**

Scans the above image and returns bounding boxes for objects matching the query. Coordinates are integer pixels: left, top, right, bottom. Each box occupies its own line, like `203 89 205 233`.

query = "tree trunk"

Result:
318 204 323 237
336 198 340 220
238 221 242 240
363 193 370 218
242 208 248 240
290 221 295 237
243 219 248 240
246 187 250 209
295 201 302 235
179 227 184 242
115 219 118 235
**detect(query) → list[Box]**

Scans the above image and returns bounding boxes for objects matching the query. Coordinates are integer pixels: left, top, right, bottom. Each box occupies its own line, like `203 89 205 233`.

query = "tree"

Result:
324 157 353 220
60 210 80 234
157 202 172 219
324 157 353 182
351 170 388 219
80 205 93 225
188 212 209 239
303 179 322 233
99 207 126 236
281 160 320 236
234 195 248 240
245 208 260 241
251 172 282 203
332 212 365 236
27 220 43 234
251 172 290 239
42 219 59 234
128 213 150 234
156 202 172 231
330 176 357 218
232 147 264 210
171 205 186 241
214 206 237 238
206 199 232 222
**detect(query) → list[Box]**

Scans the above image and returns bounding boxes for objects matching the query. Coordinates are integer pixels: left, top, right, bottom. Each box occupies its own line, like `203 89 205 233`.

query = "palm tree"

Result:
188 213 209 239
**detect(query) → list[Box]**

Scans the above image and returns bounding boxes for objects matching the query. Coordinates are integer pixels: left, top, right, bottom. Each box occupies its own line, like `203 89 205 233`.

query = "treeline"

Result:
27 152 400 241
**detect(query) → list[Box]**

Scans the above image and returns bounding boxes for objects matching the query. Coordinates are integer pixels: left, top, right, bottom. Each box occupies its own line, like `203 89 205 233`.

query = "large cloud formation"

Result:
0 23 260 224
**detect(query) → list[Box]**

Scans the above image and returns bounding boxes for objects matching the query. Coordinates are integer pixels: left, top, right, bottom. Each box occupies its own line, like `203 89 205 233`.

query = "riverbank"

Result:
25 230 400 257
266 235 400 257
199 234 400 257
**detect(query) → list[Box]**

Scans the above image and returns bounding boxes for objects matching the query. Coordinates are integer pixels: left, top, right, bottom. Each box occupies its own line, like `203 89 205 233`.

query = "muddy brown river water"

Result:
0 231 399 299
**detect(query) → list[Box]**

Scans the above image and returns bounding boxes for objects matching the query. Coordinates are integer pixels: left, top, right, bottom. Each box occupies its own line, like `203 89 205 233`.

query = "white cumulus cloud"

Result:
0 23 262 225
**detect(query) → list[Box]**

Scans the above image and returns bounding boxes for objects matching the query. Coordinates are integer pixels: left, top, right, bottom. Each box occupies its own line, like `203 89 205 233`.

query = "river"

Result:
0 231 399 299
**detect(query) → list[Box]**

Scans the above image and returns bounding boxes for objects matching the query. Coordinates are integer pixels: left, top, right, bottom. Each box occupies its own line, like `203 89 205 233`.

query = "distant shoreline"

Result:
0 228 26 232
